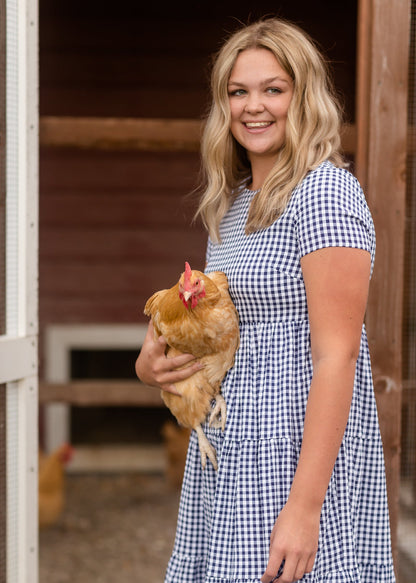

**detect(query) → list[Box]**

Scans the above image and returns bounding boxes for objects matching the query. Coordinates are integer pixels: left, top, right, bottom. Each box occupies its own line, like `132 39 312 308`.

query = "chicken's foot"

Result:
208 394 227 431
195 425 218 471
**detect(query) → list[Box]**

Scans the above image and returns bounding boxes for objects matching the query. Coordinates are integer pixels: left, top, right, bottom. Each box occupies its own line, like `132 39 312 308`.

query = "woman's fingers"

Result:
261 556 284 583
167 350 199 369
135 321 202 395
261 555 310 583
157 349 204 395
156 361 201 394
305 553 315 573
294 557 311 581
260 500 319 583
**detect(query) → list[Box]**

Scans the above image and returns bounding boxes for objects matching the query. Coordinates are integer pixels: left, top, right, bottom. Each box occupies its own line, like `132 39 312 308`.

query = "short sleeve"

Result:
292 163 375 272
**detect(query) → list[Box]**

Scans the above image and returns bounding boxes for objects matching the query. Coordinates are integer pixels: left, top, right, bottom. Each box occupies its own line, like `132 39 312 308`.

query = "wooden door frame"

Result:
355 0 411 565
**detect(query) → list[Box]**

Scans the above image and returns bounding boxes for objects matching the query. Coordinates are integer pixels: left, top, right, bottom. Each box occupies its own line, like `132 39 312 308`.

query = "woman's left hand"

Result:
261 499 319 583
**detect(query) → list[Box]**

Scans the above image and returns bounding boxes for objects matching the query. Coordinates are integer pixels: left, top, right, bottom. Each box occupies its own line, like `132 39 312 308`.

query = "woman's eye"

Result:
229 89 246 97
267 87 283 94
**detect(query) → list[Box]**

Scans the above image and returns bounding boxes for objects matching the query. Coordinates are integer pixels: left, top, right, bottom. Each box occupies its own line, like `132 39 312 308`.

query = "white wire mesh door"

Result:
0 1 39 582
1 2 7 579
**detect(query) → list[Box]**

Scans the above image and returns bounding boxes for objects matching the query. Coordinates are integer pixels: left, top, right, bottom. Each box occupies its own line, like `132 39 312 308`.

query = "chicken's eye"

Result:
195 280 200 286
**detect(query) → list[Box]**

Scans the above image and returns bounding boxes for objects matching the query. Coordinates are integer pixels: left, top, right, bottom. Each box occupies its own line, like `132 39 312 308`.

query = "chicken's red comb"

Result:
184 261 192 285
60 443 75 464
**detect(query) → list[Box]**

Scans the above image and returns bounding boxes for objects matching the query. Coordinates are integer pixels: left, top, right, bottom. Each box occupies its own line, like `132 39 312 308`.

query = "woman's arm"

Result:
135 320 204 395
261 246 372 583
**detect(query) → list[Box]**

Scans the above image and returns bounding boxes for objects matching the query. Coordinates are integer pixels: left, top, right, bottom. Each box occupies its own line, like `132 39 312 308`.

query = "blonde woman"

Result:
136 18 395 583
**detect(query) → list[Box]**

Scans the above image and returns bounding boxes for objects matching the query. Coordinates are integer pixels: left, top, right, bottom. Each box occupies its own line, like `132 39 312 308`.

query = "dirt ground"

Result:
39 472 180 583
39 471 416 583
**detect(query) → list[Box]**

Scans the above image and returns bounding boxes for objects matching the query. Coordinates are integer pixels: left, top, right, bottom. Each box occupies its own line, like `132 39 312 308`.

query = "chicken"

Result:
161 420 192 489
144 262 239 470
38 442 74 528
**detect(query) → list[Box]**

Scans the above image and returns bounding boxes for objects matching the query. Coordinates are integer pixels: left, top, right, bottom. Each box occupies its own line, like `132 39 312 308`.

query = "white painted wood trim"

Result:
0 336 37 383
3 1 39 581
7 378 38 583
43 324 147 454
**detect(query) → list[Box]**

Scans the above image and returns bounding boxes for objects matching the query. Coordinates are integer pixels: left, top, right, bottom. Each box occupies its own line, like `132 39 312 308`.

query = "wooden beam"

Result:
355 0 411 567
39 115 357 154
39 116 203 152
39 381 164 407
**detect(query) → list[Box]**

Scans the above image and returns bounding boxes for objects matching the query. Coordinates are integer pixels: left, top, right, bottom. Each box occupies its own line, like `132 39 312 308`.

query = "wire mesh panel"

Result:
4 2 20 580
400 0 416 579
0 0 7 580
0 0 4 334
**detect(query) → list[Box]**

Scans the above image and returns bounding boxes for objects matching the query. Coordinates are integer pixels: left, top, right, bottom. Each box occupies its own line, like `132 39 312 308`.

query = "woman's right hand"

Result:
135 321 202 395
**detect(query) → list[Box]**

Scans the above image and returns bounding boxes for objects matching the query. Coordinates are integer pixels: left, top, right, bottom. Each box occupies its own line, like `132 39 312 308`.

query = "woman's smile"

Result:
243 121 274 131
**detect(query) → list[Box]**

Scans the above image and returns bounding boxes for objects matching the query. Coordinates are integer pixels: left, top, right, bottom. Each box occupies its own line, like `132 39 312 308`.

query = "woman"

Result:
136 17 395 583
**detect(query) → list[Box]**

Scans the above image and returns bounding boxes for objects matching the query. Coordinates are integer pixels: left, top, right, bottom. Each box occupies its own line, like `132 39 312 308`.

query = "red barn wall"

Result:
39 148 205 327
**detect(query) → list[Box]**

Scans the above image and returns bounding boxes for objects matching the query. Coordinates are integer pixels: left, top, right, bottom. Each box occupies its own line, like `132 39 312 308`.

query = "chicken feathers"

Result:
144 262 239 470
39 443 74 528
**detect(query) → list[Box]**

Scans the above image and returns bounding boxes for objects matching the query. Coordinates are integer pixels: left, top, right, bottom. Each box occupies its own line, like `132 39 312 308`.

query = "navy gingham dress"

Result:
165 161 395 583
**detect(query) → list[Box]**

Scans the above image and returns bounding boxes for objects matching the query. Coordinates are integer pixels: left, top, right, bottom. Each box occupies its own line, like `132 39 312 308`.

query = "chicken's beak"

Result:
183 291 192 302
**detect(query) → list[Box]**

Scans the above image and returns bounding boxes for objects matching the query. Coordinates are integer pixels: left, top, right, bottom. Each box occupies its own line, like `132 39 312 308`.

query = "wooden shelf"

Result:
39 380 164 407
39 116 202 152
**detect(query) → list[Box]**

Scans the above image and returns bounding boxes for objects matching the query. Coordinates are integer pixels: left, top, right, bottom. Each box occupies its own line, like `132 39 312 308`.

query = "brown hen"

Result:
144 262 239 470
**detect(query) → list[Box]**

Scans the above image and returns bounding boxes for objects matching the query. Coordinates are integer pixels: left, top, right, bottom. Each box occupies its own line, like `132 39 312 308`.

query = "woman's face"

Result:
227 48 294 166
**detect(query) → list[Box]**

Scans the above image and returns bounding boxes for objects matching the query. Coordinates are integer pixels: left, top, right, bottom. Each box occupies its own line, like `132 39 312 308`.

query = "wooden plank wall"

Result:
355 0 411 566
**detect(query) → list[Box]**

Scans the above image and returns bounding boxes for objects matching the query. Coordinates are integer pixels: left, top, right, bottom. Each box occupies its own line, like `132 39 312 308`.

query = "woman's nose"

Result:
244 93 265 113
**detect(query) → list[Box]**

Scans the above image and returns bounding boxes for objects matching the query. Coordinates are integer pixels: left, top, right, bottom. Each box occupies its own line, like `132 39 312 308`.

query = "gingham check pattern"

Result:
165 162 395 583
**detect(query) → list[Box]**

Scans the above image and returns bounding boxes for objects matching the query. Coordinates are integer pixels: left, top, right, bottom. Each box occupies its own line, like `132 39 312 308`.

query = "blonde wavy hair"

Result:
195 18 346 242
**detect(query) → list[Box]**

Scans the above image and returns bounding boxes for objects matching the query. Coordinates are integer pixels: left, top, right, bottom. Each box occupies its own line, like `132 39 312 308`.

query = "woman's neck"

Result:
248 155 277 190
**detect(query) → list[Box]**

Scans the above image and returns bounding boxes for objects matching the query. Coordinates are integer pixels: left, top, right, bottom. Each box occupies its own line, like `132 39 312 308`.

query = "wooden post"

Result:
355 0 411 567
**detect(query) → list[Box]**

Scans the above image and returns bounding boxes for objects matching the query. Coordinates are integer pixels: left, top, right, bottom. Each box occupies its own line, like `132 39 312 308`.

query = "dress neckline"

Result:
242 186 260 195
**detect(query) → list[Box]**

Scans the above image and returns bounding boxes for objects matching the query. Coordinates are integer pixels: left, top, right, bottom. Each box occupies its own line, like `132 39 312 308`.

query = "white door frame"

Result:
0 1 39 581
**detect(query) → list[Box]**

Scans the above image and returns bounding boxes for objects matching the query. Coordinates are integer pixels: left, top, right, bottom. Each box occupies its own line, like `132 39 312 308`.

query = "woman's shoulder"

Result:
302 160 362 190
290 161 376 265
290 160 367 212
